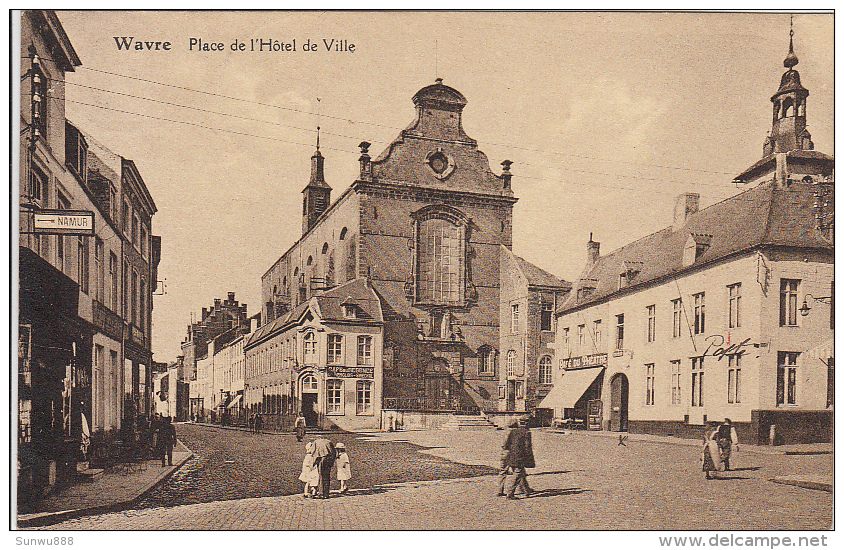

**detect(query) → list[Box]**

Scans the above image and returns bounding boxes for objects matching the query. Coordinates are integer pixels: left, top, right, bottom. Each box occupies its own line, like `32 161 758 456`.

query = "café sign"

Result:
327 366 374 379
561 353 608 370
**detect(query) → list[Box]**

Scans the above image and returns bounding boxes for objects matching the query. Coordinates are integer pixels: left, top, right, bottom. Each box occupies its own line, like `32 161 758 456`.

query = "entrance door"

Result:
506 380 516 411
609 374 629 432
424 375 451 410
301 394 318 427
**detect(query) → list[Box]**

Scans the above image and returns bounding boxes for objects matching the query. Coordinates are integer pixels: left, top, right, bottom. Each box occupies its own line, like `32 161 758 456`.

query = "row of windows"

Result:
326 378 374 415
566 278 826 353
247 334 374 379
509 300 557 335
30 169 150 331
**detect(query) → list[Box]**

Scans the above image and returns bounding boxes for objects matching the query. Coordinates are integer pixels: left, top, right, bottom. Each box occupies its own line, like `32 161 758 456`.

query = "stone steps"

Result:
440 414 497 430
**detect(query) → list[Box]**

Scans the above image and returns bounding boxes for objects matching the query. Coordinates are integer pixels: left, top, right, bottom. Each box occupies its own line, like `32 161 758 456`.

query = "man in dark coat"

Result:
501 417 535 499
157 417 177 466
312 437 336 499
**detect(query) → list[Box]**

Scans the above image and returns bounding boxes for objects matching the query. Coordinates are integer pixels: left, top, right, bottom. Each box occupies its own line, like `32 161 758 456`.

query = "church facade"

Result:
256 80 530 429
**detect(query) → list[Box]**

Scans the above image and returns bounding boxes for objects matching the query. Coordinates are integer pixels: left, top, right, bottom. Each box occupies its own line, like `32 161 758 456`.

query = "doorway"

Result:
300 374 319 427
506 380 516 411
609 373 629 432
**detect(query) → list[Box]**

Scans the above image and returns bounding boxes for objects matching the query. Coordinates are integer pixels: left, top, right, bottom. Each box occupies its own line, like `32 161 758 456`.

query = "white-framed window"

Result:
670 360 681 405
327 334 343 364
356 380 373 415
728 283 741 328
672 298 682 338
77 236 89 294
94 238 104 302
593 320 602 347
563 327 570 348
779 279 799 327
357 335 372 366
511 304 520 334
615 314 624 350
515 380 524 399
646 305 656 342
777 351 799 406
506 350 517 378
303 332 317 364
538 356 552 385
109 252 119 311
645 363 655 406
727 354 742 404
577 324 585 347
693 292 705 335
327 379 343 415
302 374 318 392
691 357 704 407
479 348 496 375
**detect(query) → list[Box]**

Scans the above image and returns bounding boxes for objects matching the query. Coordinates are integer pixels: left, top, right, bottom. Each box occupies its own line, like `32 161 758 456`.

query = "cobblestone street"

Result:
35 426 832 530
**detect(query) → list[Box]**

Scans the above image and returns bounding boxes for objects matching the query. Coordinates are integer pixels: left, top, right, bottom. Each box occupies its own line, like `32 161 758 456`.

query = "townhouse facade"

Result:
545 37 833 445
18 10 160 506
245 278 384 431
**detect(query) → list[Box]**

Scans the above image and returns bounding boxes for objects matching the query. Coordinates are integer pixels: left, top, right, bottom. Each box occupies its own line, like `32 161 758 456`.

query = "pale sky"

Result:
52 11 834 362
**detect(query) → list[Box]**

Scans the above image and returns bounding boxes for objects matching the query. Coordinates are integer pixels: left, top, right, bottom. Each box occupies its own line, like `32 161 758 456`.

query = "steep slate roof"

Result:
515 255 571 289
559 182 833 314
245 279 383 348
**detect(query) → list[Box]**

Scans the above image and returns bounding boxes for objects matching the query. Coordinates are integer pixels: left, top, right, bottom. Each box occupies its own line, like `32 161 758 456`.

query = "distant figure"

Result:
335 442 351 494
716 418 739 471
248 413 255 433
312 437 336 499
299 441 319 498
254 414 263 433
500 417 535 500
294 412 307 442
157 417 177 467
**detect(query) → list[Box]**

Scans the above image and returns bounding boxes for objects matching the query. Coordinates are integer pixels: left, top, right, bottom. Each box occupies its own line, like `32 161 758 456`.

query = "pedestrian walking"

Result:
716 418 739 471
702 422 725 480
335 442 351 494
312 436 336 499
500 417 535 500
157 417 177 467
299 441 319 498
294 412 306 442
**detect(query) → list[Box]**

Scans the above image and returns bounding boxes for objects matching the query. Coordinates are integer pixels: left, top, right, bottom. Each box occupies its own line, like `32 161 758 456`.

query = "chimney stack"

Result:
227 292 235 303
673 193 700 231
587 233 600 265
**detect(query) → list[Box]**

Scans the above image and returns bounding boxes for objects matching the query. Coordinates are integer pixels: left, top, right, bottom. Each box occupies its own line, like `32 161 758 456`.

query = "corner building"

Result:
547 36 833 445
261 80 517 428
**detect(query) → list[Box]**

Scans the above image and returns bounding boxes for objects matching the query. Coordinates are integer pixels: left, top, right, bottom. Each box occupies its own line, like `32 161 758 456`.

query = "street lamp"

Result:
799 293 832 317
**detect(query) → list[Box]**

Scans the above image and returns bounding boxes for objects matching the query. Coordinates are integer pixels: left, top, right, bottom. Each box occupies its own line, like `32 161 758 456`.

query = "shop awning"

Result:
805 339 834 361
537 367 604 411
226 394 242 409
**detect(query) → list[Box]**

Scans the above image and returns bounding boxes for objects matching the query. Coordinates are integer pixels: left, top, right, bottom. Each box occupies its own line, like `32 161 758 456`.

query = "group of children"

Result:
299 440 352 497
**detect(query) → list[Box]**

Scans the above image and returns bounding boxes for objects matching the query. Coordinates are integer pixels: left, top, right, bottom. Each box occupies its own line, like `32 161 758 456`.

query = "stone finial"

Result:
359 141 372 180
501 160 513 189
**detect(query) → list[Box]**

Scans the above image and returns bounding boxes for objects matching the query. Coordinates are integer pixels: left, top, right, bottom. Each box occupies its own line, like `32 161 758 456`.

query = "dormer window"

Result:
343 305 356 318
577 279 598 302
683 234 712 266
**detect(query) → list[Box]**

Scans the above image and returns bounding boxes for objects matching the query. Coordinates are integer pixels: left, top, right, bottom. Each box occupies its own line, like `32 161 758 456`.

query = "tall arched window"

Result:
506 350 517 378
539 355 553 385
412 205 469 305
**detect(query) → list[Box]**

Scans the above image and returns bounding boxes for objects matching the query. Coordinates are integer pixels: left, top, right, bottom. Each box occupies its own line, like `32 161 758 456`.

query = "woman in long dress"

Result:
702 425 724 480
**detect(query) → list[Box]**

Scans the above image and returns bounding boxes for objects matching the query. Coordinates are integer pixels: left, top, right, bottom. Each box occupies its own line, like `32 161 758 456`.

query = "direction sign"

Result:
32 209 95 235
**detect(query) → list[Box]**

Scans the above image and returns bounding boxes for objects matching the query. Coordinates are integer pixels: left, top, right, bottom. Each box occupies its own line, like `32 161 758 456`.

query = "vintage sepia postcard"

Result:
12 10 833 537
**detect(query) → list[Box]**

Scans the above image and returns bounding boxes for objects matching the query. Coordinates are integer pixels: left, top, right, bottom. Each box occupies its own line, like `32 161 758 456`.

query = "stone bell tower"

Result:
302 127 332 234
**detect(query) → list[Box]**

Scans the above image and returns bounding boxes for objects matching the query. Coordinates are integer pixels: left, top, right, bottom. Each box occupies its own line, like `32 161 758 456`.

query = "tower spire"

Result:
784 15 799 68
316 125 320 152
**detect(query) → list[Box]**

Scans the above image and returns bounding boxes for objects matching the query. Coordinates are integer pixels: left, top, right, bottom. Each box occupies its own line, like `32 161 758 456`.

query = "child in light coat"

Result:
299 441 319 497
335 442 351 494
